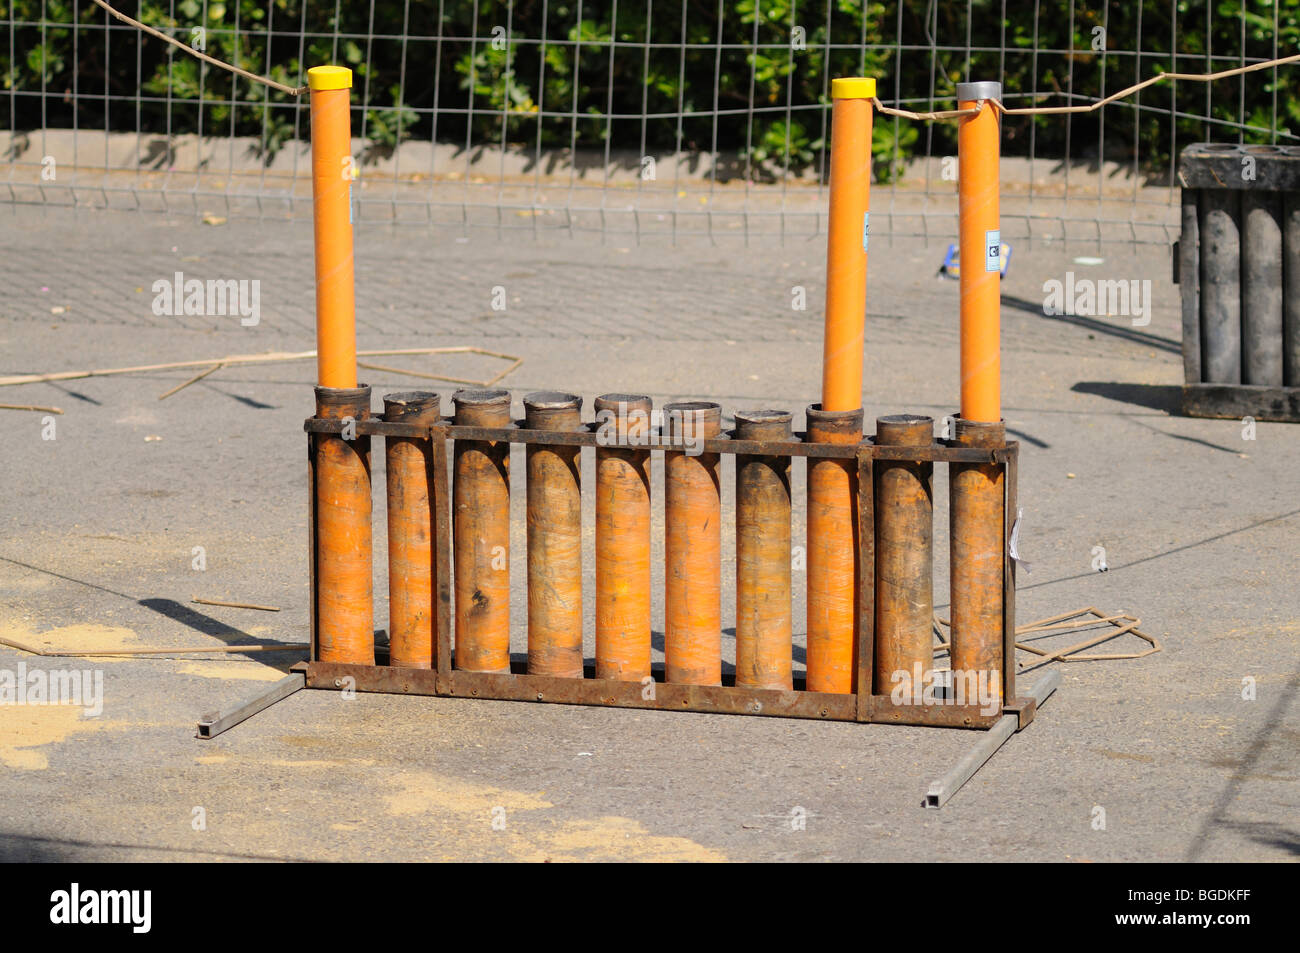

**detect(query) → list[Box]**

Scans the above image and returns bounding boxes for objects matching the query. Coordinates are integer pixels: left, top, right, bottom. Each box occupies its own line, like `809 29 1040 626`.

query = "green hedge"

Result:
4 0 1294 175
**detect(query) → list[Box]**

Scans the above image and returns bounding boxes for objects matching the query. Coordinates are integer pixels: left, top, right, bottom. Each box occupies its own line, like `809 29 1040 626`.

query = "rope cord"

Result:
88 0 307 96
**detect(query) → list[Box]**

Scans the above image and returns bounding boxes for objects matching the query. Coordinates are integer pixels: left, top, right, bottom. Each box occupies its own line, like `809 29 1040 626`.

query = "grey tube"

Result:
1200 190 1242 384
1241 191 1284 386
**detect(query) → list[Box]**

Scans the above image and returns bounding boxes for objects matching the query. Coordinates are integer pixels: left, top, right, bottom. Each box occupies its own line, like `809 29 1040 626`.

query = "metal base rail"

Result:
196 673 305 739
301 413 1033 733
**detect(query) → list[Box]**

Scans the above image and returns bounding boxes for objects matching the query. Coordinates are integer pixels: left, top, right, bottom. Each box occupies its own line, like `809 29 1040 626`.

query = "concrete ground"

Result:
0 202 1295 862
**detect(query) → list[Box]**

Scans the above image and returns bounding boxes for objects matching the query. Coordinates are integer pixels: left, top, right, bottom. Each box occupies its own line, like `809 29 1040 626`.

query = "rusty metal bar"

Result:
873 415 934 697
523 392 585 678
383 392 441 669
1002 444 1019 704
306 419 1015 464
452 389 512 673
300 660 1004 728
734 410 794 691
949 417 1006 705
430 423 453 677
307 433 318 660
312 384 374 665
854 446 875 722
594 394 653 681
805 404 863 694
664 402 723 685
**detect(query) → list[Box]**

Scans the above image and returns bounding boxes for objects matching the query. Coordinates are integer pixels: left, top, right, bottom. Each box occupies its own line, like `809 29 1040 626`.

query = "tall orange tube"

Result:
805 404 862 694
313 385 374 665
663 401 722 686
821 77 875 412
524 392 584 678
452 389 512 673
383 391 441 669
957 80 1002 423
594 394 652 681
309 65 357 390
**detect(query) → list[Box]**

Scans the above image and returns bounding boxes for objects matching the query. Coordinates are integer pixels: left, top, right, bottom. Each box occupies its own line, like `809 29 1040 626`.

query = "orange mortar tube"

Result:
951 81 1006 704
805 404 862 694
309 66 357 389
821 77 874 413
663 402 723 686
309 66 370 666
807 76 874 695
872 415 934 694
957 80 1002 423
313 384 374 665
524 392 585 678
734 410 794 691
452 389 512 673
949 418 1006 702
594 394 653 681
382 392 441 669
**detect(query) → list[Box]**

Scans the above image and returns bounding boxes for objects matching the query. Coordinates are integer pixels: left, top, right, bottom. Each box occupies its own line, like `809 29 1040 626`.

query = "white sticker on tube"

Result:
863 212 870 252
985 229 1000 272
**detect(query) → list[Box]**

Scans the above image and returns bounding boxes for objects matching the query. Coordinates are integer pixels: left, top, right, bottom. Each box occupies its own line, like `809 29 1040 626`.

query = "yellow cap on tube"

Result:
831 77 876 100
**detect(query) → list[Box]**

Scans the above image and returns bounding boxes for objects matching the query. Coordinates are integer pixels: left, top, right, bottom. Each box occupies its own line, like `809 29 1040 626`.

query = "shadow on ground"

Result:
1071 381 1182 413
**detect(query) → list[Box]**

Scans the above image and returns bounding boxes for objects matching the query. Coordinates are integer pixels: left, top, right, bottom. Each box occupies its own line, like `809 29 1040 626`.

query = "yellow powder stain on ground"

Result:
0 705 109 770
175 661 289 682
385 770 553 817
0 621 144 657
514 816 726 863
194 753 376 769
381 770 725 862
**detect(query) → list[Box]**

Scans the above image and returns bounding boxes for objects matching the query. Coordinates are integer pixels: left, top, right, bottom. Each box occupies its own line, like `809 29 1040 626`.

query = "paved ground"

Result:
0 202 1295 862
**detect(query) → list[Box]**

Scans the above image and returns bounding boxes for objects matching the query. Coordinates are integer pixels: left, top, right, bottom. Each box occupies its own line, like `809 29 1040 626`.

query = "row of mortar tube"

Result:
311 385 1005 697
305 67 1009 698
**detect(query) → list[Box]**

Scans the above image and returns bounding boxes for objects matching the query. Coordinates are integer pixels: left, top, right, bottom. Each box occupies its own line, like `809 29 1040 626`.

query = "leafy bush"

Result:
2 0 1293 174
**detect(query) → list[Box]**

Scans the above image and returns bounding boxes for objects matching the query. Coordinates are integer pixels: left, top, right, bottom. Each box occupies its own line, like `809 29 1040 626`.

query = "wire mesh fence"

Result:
2 0 1295 243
